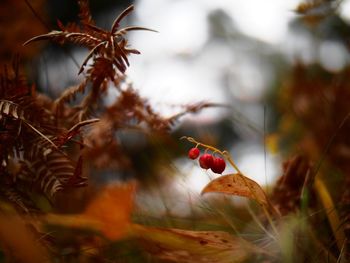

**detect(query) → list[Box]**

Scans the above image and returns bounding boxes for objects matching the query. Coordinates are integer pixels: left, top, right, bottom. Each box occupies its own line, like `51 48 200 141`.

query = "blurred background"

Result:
3 0 350 217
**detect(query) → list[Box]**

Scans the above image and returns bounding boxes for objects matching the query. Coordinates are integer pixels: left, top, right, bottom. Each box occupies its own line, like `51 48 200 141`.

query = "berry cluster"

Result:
188 147 226 174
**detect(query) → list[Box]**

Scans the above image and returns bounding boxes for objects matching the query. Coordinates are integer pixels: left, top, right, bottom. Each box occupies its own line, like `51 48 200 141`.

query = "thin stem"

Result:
222 150 242 174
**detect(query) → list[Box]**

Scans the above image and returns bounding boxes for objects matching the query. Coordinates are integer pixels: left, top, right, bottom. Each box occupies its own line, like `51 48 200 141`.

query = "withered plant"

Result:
0 56 88 214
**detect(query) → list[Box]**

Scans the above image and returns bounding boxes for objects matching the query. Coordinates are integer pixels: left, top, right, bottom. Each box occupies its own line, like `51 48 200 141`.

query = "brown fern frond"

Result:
0 59 57 126
45 152 75 181
78 41 106 74
46 151 86 189
23 118 98 159
24 3 156 75
20 160 64 198
0 100 25 120
0 60 60 164
0 58 86 200
99 87 174 132
19 150 76 198
23 31 101 49
87 56 115 86
24 135 55 160
111 5 134 33
54 80 88 107
66 155 87 187
67 118 99 135
113 26 157 38
23 121 59 151
54 119 99 147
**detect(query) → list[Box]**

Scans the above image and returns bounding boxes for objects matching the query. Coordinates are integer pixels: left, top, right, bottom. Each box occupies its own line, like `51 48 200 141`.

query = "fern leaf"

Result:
24 135 55 161
113 26 157 38
78 41 106 74
111 5 134 33
54 80 87 107
66 156 87 187
0 100 25 120
29 159 64 198
67 118 99 134
20 150 77 198
24 31 100 49
23 31 65 46
23 121 59 152
46 152 75 180
24 3 155 76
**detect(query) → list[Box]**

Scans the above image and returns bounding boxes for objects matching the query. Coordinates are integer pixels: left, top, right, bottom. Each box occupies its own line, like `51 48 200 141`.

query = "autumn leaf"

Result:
84 180 136 239
44 181 137 240
131 224 261 263
201 173 269 207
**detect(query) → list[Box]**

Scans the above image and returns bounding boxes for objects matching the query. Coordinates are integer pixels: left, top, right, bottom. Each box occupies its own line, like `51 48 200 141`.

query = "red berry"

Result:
188 147 200 159
199 154 214 169
211 157 226 174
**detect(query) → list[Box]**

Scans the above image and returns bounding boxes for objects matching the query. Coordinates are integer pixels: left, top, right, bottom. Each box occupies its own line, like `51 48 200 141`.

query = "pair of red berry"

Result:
188 147 226 174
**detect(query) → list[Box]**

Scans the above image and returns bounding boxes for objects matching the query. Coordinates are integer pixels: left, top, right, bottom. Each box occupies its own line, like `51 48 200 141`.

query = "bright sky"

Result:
135 0 300 44
211 0 300 43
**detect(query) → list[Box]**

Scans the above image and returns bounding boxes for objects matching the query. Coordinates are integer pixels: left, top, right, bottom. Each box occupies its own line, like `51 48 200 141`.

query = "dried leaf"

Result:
201 173 269 206
66 156 87 187
0 100 25 120
44 181 137 240
54 81 87 107
19 150 77 198
131 224 260 263
24 5 155 75
84 181 136 239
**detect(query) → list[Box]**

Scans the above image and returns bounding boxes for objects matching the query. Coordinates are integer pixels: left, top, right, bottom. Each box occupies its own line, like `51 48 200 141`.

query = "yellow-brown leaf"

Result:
131 224 258 263
44 181 137 240
84 181 137 239
201 173 268 206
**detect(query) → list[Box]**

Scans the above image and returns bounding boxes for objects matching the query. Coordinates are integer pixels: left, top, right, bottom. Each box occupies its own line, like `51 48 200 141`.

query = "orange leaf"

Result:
44 181 137 240
201 173 268 206
84 181 137 240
